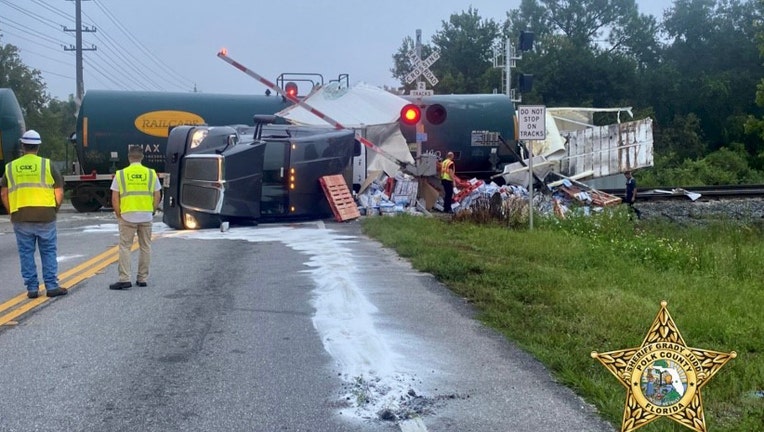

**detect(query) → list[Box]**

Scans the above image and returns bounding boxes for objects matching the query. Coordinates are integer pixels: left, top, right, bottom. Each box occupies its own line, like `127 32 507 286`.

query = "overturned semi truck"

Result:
162 117 358 230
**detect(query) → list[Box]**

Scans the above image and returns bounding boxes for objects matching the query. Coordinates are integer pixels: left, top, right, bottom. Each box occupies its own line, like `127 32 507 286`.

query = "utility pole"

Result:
64 0 96 103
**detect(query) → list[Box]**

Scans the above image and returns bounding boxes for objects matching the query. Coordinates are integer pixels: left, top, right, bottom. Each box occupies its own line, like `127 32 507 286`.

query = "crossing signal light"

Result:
285 82 298 98
400 104 421 125
519 31 535 52
425 104 447 125
518 74 533 93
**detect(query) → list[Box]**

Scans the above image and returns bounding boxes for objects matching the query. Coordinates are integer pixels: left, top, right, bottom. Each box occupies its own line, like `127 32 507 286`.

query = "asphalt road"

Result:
0 206 615 432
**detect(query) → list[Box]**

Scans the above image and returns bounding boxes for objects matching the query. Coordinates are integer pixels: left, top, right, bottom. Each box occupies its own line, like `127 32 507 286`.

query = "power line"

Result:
0 0 70 34
80 12 168 91
0 26 68 54
92 0 196 89
36 68 74 80
29 0 74 20
0 18 68 46
84 57 137 90
86 49 154 91
4 40 73 68
2 0 199 96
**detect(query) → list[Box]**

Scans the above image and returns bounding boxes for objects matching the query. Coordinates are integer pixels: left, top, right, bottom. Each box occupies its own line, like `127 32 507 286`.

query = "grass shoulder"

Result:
361 211 764 431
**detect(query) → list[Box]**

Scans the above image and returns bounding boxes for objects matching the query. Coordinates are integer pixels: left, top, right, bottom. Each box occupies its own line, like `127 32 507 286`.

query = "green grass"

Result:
361 210 764 432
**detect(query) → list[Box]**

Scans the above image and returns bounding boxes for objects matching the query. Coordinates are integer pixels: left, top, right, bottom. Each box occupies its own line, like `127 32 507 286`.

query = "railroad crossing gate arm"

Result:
216 50 410 170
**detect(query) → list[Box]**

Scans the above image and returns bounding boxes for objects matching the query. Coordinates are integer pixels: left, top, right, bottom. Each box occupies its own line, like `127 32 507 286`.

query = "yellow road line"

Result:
0 238 148 326
0 293 38 317
0 297 49 326
58 245 120 283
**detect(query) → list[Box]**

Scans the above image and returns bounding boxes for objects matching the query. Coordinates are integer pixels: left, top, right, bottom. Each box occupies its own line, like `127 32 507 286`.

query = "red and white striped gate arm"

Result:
216 49 407 168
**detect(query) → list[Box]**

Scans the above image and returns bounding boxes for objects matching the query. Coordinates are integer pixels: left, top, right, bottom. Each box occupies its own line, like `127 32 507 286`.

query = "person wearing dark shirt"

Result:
1 130 67 298
624 170 642 220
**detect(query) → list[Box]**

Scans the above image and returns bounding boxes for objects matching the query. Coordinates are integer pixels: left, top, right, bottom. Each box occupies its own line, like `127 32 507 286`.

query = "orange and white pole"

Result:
216 49 407 168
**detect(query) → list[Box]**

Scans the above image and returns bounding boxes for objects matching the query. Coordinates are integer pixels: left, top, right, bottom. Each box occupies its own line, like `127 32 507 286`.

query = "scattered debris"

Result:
339 373 438 421
654 188 702 201
353 170 622 220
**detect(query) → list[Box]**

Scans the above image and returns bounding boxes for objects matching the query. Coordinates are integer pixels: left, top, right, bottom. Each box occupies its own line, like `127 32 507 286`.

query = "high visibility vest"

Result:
4 154 56 213
441 159 454 181
117 164 156 213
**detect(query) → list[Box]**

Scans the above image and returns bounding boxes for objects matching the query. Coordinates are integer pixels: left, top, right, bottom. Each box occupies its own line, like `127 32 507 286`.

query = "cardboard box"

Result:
418 178 441 210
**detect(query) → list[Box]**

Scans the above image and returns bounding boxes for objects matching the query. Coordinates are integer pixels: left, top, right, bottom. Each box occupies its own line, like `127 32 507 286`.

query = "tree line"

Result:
0 42 77 166
3 0 764 187
392 0 764 187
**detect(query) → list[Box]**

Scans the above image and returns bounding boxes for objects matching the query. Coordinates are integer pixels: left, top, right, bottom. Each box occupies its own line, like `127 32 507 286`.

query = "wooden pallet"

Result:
560 185 622 207
319 175 360 222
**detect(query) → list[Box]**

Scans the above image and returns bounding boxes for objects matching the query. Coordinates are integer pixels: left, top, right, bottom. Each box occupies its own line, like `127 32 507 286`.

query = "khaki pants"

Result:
117 220 152 283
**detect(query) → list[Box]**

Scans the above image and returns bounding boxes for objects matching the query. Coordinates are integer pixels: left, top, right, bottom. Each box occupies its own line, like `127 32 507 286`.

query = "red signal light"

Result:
400 104 421 125
285 82 298 98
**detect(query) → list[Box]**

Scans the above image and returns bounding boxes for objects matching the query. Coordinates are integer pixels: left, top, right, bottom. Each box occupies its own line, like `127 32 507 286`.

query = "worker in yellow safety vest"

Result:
441 151 456 213
0 130 67 298
109 145 161 290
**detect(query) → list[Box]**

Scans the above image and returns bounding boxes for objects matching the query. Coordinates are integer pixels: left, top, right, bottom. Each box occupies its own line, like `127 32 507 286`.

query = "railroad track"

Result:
598 185 764 201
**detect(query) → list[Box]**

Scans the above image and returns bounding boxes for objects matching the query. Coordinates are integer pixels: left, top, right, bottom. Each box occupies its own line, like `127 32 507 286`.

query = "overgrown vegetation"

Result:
361 213 764 431
0 39 78 165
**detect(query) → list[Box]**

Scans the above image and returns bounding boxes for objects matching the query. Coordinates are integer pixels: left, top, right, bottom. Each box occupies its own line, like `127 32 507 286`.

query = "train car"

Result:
162 118 358 230
0 88 26 214
0 88 26 179
69 90 292 212
399 93 517 178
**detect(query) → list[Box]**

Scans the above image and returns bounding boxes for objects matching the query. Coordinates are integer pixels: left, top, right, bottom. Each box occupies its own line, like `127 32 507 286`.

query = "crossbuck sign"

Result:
405 49 440 88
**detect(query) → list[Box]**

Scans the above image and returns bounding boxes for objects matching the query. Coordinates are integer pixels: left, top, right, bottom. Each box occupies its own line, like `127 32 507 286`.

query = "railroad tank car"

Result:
69 90 292 211
0 88 26 213
0 88 26 179
399 93 517 178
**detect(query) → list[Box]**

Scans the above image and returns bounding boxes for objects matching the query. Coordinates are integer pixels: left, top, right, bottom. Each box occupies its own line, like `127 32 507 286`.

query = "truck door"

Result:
260 141 290 216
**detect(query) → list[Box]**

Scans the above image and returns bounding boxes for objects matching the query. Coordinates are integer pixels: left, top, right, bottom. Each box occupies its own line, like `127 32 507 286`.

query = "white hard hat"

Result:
20 130 42 145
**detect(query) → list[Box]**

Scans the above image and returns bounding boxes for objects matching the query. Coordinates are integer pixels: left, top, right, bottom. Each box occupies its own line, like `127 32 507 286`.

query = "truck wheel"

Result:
70 184 106 212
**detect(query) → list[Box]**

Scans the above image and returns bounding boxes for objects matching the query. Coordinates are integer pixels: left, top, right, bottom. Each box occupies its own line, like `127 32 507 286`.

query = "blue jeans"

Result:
13 221 60 292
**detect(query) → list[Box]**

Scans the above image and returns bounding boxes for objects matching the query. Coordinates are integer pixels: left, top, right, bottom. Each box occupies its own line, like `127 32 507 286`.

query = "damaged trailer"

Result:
498 107 654 187
162 117 358 230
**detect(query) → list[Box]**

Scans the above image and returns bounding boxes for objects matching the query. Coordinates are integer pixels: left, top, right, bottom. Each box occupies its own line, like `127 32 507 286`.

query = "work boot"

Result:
136 280 147 287
46 288 68 297
27 291 39 299
109 282 132 290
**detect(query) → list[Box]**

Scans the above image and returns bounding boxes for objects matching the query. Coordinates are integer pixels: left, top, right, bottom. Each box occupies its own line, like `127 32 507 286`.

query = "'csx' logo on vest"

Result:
15 164 38 173
129 173 147 181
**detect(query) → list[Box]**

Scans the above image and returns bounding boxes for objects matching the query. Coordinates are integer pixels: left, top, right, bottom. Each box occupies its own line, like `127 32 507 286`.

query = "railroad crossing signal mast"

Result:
404 29 439 157
493 31 534 102
494 31 537 228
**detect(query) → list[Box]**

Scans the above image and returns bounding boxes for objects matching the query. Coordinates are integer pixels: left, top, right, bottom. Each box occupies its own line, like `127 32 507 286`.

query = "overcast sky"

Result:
1 0 669 101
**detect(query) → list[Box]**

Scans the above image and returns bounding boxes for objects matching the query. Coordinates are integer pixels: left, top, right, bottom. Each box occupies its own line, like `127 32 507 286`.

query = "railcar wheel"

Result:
70 184 107 212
